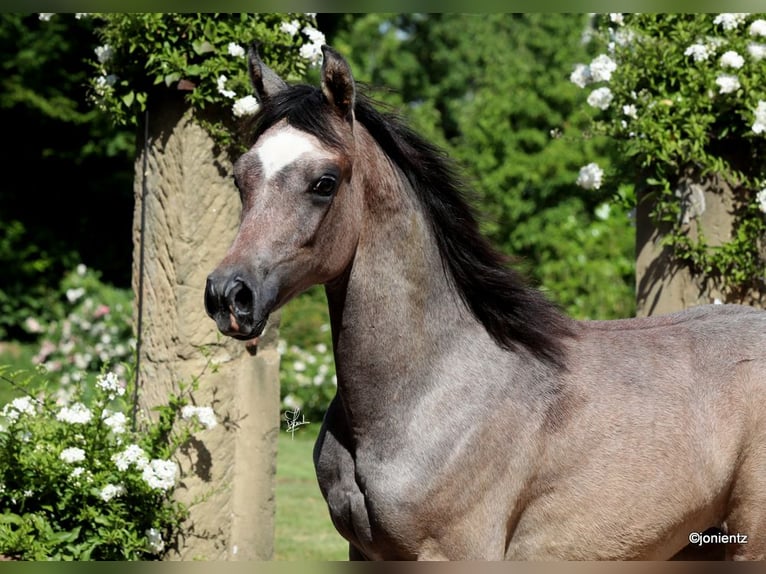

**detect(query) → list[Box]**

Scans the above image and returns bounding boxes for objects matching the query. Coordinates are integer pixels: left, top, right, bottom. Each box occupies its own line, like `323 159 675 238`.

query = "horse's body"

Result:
205 45 766 560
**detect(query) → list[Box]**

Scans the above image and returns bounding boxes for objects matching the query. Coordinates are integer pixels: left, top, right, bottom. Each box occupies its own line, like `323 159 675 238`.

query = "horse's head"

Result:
204 45 362 342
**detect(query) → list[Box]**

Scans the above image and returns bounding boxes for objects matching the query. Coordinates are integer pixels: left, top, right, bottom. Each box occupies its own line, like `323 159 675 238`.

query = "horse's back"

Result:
510 304 766 559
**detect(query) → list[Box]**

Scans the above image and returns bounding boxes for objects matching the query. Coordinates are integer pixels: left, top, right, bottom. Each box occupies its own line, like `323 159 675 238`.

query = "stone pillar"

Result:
131 95 281 560
635 175 765 316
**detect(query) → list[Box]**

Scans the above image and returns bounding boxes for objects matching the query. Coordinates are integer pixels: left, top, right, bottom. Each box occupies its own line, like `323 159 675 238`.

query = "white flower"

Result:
586 86 613 110
303 25 325 45
65 287 85 303
756 188 766 212
720 50 745 69
146 527 165 554
102 410 127 434
60 447 86 464
609 13 624 26
749 19 766 37
715 73 741 94
315 343 328 354
38 13 53 21
576 163 604 190
232 95 259 118
684 43 711 62
97 371 125 398
76 263 87 276
141 459 178 491
24 317 42 333
94 44 113 64
299 43 323 66
56 402 92 424
227 42 245 58
713 13 748 31
112 444 149 471
1 396 37 422
70 467 85 479
752 101 766 134
99 483 124 502
181 405 218 429
589 54 617 82
569 64 592 88
623 104 638 119
280 19 301 37
299 26 326 66
595 203 611 221
748 42 766 61
94 74 117 96
293 360 306 372
216 75 236 99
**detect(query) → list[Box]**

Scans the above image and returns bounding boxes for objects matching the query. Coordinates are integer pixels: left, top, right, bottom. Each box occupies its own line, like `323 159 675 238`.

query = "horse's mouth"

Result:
228 316 268 339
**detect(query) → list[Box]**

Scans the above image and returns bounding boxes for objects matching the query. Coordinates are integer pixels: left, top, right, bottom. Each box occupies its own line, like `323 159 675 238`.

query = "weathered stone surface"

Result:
636 175 765 316
131 96 280 560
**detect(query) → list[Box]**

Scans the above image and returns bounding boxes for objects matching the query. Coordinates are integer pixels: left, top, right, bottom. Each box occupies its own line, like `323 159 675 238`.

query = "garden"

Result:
2 12 766 560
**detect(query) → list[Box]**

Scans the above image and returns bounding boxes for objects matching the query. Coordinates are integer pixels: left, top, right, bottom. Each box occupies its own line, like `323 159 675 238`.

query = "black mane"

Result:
248 85 574 367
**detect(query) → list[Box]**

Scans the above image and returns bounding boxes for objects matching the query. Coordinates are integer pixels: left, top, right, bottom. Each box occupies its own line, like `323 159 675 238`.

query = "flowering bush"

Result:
572 13 766 291
69 13 323 148
25 264 134 403
278 330 336 425
0 367 217 560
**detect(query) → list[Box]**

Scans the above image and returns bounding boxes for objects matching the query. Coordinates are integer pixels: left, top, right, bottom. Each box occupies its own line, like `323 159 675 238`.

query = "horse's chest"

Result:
313 415 425 559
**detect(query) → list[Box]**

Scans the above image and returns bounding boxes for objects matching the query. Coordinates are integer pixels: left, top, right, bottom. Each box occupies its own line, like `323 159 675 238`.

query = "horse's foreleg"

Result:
349 544 368 560
724 452 766 560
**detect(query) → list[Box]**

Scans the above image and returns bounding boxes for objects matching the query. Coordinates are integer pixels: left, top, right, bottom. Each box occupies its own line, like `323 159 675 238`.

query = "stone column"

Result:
131 95 280 560
635 175 765 316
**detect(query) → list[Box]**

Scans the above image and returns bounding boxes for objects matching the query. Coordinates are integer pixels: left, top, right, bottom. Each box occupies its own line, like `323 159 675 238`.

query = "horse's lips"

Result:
228 316 268 355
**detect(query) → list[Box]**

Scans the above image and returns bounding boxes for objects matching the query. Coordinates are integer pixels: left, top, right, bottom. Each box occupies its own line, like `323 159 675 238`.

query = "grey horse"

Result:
204 44 766 560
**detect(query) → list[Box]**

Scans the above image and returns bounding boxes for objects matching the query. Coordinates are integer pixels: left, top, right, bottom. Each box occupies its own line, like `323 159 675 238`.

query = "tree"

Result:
329 14 635 319
0 13 134 340
571 13 766 314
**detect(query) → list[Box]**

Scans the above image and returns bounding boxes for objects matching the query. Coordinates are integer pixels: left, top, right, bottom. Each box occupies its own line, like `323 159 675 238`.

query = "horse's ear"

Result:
248 42 288 103
320 45 355 123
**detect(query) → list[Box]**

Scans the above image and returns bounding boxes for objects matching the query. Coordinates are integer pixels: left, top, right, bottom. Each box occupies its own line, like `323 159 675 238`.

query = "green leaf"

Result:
192 40 214 55
163 73 181 87
121 91 135 107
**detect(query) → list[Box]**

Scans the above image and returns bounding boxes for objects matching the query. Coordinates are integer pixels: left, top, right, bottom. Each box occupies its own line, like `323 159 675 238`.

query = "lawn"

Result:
274 423 348 561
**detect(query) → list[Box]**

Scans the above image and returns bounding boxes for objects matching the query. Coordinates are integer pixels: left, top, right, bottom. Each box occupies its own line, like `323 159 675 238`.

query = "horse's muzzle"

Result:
204 273 268 340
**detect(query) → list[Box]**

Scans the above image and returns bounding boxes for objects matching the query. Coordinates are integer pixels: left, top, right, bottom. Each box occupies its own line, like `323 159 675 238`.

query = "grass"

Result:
0 341 40 405
274 422 348 561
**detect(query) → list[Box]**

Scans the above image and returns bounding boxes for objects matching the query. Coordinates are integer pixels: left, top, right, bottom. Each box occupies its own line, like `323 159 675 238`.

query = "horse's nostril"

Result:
204 277 221 317
233 283 254 314
227 278 254 318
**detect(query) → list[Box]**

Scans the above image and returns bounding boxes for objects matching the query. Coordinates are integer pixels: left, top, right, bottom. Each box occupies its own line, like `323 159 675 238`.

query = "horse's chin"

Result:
220 316 267 355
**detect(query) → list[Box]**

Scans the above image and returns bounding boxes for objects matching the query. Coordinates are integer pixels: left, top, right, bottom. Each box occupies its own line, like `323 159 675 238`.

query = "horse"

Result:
204 44 766 560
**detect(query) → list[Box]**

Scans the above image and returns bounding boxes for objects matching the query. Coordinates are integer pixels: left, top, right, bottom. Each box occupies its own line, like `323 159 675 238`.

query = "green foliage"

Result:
278 287 335 425
27 264 135 396
573 13 766 295
0 364 217 560
331 14 635 319
0 221 75 341
0 14 135 337
87 13 322 149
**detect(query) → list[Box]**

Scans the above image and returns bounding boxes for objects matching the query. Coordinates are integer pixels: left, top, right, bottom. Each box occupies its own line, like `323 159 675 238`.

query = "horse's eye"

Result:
311 175 337 198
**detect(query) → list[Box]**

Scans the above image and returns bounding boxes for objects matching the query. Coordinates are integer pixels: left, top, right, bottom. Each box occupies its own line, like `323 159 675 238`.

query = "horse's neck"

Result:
324 158 480 435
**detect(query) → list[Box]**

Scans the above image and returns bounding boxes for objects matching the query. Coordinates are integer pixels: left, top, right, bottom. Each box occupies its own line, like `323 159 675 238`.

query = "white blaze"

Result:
256 127 322 181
